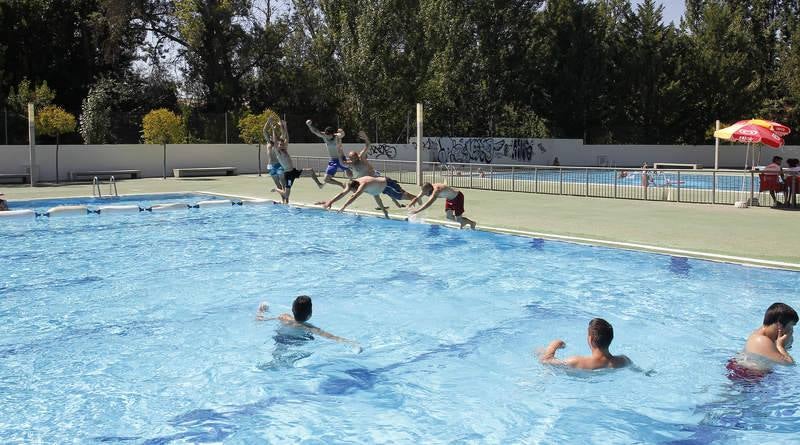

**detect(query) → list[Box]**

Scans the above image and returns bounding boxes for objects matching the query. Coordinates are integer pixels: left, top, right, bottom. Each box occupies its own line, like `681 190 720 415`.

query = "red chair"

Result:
759 173 784 205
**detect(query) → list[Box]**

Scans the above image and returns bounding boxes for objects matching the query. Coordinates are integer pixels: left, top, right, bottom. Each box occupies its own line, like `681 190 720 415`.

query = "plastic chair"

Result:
759 173 784 205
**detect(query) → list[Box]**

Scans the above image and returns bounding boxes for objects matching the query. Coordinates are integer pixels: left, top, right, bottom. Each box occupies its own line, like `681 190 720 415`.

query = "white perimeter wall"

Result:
3 140 800 181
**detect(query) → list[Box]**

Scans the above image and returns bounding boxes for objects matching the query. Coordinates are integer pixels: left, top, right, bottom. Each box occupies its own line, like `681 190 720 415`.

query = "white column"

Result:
28 103 36 186
714 119 720 170
416 103 423 186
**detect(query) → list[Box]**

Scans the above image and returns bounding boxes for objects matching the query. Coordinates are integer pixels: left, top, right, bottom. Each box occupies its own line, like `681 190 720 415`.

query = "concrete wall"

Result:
3 140 800 181
418 137 800 168
0 142 418 181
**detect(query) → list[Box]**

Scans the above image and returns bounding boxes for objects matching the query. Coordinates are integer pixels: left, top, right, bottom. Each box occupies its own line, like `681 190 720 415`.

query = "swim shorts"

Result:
725 358 766 382
382 178 406 200
283 168 303 188
445 191 465 216
326 158 351 176
267 163 284 177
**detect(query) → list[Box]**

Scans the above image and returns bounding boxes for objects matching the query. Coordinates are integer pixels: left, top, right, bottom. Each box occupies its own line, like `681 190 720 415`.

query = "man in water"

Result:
317 176 416 219
306 120 349 188
342 130 406 209
0 193 8 211
539 318 631 370
728 302 796 379
407 182 476 229
263 119 285 191
271 120 324 203
256 296 360 349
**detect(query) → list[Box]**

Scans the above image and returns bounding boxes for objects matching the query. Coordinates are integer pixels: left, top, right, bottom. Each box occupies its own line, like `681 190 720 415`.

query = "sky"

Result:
632 0 686 24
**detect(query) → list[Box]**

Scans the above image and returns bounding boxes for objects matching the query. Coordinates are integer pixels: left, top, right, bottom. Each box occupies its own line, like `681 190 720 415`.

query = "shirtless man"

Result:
256 296 360 350
408 182 476 229
539 318 631 370
0 193 8 211
262 118 285 191
306 119 349 188
317 176 415 219
272 120 323 204
343 130 405 209
727 302 796 379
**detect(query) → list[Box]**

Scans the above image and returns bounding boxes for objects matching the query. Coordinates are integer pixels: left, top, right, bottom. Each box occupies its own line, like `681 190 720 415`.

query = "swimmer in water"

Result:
539 318 631 370
257 296 360 349
728 302 796 379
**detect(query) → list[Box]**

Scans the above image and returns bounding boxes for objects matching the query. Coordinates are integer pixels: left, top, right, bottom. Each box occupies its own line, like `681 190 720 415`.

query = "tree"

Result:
37 105 77 183
6 78 55 114
238 109 280 176
79 81 114 144
142 108 183 178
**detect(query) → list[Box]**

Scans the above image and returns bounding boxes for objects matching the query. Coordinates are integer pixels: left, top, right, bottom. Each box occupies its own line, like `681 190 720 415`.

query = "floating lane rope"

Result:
0 198 272 221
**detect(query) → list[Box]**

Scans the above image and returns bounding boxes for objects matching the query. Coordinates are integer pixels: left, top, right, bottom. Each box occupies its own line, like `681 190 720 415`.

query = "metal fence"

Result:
293 156 779 207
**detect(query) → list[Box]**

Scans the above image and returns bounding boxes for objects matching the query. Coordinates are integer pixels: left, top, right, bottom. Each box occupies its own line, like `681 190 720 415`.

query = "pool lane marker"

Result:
195 192 800 271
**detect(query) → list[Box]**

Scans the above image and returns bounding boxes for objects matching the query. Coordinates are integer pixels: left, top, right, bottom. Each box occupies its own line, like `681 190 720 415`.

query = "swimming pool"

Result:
1 197 798 443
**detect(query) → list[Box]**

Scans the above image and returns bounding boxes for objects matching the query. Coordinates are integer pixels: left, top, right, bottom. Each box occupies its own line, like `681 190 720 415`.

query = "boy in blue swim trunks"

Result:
263 119 285 191
317 176 415 219
342 130 406 210
306 120 349 189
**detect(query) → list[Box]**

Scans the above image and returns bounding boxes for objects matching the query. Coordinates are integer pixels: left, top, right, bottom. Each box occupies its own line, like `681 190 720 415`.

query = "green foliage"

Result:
5 0 800 145
79 81 114 144
7 78 55 114
142 109 184 145
37 105 77 138
238 109 281 145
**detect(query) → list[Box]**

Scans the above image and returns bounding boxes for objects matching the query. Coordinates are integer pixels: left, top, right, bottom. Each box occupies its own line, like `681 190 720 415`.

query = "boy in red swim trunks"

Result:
408 182 476 229
728 302 796 380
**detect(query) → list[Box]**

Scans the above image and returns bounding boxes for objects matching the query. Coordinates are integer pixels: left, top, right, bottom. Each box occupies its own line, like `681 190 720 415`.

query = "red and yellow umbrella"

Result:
713 120 788 148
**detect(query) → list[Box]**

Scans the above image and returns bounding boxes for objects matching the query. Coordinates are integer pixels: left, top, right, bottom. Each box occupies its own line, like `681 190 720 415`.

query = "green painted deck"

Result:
3 175 798 269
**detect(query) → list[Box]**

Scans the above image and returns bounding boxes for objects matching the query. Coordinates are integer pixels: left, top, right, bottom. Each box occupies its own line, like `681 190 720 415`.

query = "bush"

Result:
238 109 280 144
142 109 184 144
37 105 77 141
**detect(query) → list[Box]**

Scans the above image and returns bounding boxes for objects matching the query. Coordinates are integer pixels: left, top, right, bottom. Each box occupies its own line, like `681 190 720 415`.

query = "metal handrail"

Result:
291 156 767 206
109 176 118 197
92 176 102 198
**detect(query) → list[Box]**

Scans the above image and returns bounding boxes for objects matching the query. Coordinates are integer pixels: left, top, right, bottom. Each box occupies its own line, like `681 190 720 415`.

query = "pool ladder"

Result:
92 176 119 198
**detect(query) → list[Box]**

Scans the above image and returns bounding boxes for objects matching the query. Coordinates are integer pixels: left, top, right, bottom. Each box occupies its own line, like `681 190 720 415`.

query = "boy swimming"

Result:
257 296 360 350
539 318 631 370
727 302 796 379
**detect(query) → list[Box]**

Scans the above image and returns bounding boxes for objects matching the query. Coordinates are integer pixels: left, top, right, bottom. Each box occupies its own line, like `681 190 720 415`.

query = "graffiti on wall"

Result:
367 143 399 159
423 137 547 164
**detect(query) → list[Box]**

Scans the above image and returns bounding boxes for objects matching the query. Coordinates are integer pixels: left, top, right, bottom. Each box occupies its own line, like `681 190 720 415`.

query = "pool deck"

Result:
4 175 799 270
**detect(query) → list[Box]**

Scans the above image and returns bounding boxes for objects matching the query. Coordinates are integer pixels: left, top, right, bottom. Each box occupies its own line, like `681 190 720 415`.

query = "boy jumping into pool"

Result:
306 119 349 189
342 130 406 210
272 120 324 203
263 118 285 191
727 302 796 379
256 296 360 349
317 176 416 219
407 182 476 229
539 318 631 370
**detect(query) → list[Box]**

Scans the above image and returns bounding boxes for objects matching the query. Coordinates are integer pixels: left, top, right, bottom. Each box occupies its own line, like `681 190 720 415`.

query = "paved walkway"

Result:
3 175 798 269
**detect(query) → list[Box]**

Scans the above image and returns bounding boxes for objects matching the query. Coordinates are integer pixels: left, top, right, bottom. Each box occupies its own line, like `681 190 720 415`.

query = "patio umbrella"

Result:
714 120 786 169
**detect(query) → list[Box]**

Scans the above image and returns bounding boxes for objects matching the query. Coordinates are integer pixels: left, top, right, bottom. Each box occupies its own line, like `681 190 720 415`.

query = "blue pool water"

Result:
1 198 798 443
492 169 756 192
